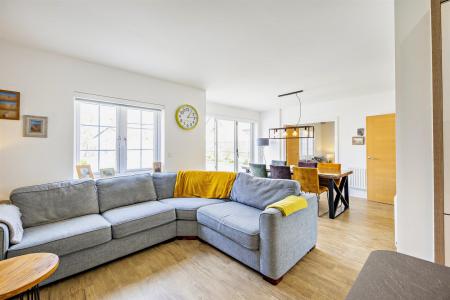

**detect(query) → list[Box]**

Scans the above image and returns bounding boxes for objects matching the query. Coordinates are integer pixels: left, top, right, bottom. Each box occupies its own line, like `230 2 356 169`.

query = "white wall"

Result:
0 42 206 199
259 91 395 198
320 122 335 159
206 102 260 122
394 0 434 261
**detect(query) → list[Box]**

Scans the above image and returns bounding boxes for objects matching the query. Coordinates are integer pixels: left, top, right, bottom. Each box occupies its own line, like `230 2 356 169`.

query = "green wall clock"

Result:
175 104 199 130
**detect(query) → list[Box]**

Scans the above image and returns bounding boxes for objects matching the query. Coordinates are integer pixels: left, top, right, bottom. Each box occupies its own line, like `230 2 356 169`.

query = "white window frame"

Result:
75 95 162 175
206 116 256 172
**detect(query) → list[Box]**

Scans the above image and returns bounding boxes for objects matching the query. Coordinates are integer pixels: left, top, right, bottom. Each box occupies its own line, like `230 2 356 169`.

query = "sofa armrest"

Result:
259 194 318 280
0 223 9 260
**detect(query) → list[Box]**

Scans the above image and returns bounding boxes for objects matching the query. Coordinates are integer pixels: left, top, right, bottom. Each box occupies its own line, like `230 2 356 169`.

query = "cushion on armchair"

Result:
10 179 99 228
96 173 157 212
230 173 300 210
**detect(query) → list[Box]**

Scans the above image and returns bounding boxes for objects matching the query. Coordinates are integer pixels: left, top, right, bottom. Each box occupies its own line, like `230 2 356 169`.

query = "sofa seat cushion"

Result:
102 201 176 239
197 202 261 250
159 198 226 220
7 214 111 258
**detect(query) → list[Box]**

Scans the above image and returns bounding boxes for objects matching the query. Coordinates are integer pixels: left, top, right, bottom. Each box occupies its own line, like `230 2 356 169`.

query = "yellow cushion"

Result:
266 195 308 216
173 170 237 199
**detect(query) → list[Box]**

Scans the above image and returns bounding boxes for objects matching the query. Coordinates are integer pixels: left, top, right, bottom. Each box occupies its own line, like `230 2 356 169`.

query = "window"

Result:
300 127 314 160
75 99 161 174
206 117 255 171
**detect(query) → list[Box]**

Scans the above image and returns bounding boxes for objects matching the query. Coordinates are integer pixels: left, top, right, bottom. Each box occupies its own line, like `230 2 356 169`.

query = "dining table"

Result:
241 165 353 219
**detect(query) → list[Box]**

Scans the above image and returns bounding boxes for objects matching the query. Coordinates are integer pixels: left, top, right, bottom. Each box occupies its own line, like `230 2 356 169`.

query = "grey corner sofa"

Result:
0 172 317 285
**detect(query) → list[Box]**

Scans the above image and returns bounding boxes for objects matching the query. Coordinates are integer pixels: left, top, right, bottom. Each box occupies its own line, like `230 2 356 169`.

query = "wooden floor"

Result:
41 198 394 300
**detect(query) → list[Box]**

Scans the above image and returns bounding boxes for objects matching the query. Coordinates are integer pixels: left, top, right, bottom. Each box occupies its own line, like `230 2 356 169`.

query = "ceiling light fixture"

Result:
266 90 314 140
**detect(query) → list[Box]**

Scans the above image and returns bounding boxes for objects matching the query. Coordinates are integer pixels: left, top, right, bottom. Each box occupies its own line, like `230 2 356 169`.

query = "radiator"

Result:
347 167 367 190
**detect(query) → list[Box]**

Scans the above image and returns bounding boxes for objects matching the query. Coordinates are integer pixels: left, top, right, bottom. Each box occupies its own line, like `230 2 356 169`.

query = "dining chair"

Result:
270 165 291 179
271 160 287 166
317 163 341 173
292 167 328 216
249 163 268 178
318 163 341 186
298 161 318 168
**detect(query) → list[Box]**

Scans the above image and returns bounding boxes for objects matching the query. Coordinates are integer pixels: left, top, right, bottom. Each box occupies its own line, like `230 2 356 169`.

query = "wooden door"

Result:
285 128 299 166
367 114 396 204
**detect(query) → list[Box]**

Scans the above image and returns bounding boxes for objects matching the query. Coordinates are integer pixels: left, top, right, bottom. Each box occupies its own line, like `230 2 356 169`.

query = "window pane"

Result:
100 105 116 127
80 126 99 150
206 117 216 170
79 102 99 125
142 150 153 169
127 109 141 128
127 128 141 149
127 150 140 170
79 151 99 173
238 122 251 166
217 120 235 172
99 127 116 150
142 129 153 149
99 151 116 170
142 111 154 125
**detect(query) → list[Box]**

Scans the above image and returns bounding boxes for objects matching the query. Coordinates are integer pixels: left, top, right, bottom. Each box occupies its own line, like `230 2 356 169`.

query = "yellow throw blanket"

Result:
174 170 237 199
266 195 308 216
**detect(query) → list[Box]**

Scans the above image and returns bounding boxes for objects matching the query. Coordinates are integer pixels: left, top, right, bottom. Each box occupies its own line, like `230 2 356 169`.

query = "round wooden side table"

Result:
0 253 59 300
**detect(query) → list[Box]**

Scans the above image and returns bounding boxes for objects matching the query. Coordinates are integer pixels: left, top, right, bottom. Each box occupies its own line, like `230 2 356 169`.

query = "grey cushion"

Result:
152 173 177 200
10 179 99 228
96 173 157 213
159 198 225 220
102 201 175 239
197 202 261 250
7 214 111 258
230 172 300 210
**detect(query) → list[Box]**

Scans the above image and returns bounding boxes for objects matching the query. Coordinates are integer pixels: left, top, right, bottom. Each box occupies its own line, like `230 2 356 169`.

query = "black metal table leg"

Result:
327 178 335 219
14 285 40 300
344 175 350 209
326 175 351 219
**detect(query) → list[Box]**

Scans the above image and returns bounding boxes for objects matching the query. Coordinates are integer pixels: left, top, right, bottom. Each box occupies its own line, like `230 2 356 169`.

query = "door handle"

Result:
368 156 378 160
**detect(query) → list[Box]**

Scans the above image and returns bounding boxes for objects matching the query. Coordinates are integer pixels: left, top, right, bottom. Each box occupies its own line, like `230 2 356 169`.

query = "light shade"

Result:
256 138 269 147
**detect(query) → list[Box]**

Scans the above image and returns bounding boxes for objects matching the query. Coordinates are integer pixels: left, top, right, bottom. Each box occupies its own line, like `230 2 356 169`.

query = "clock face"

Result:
176 104 199 130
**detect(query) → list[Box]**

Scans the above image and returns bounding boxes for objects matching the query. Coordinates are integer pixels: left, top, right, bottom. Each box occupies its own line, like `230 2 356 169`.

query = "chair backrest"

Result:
317 163 341 174
249 163 268 178
270 165 291 179
292 167 319 194
298 161 318 168
271 160 287 166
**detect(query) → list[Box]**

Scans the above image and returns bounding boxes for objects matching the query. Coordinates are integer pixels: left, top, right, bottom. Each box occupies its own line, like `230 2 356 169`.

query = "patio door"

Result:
208 118 254 172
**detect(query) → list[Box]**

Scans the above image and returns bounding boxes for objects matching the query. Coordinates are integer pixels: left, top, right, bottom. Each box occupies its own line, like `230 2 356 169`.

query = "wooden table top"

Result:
241 165 353 179
0 253 59 300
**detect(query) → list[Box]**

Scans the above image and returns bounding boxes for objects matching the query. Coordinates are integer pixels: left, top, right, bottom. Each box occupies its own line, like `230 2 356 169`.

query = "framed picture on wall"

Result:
0 89 20 120
352 136 365 145
357 128 365 136
23 115 48 138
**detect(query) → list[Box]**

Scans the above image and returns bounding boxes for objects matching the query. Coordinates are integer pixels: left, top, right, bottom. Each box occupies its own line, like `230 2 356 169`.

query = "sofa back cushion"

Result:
96 173 157 212
10 179 99 228
152 172 177 200
230 172 300 210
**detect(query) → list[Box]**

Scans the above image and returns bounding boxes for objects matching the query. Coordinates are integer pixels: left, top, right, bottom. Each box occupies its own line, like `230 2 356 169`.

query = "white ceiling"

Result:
0 0 395 111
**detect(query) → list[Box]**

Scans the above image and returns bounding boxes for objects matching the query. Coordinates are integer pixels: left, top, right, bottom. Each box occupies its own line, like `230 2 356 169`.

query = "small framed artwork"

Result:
23 115 48 138
352 136 365 145
357 128 365 136
0 89 20 120
100 168 115 178
76 164 94 179
153 161 162 173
